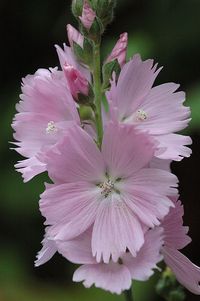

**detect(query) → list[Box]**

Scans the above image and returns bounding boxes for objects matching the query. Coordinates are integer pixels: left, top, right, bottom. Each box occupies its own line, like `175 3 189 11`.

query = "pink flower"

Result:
73 228 163 294
55 43 90 81
161 199 200 294
107 54 192 161
40 122 177 263
35 226 163 294
67 24 84 48
79 1 96 30
63 63 89 100
12 68 80 182
106 33 128 67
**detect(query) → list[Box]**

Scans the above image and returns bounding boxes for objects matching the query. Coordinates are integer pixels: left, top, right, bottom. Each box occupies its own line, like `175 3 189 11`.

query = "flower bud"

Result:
94 0 116 26
63 63 89 101
71 0 84 18
67 24 84 48
79 0 96 30
106 32 128 67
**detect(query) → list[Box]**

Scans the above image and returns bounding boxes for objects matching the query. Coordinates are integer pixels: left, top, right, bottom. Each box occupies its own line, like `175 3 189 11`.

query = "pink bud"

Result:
63 63 89 100
106 32 128 67
79 0 96 30
67 24 84 48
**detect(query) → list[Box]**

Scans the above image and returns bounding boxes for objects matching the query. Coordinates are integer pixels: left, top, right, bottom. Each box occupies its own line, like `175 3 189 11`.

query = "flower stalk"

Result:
124 288 134 301
92 42 103 147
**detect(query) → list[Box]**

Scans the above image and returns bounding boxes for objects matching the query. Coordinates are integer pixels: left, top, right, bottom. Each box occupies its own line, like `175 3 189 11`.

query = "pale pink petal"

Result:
45 125 105 184
57 229 96 264
92 194 144 263
106 33 128 67
15 156 46 182
102 122 156 179
73 262 131 294
162 247 200 295
16 68 79 121
82 122 97 139
55 44 90 81
35 230 57 267
122 191 173 228
67 24 84 48
149 157 171 171
118 168 177 227
162 200 191 250
40 182 100 240
156 133 192 161
13 113 75 156
108 54 162 119
125 83 190 135
124 168 178 196
122 228 163 280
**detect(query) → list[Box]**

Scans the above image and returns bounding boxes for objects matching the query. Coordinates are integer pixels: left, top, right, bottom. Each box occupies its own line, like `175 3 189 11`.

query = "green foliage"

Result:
187 85 200 131
156 267 186 301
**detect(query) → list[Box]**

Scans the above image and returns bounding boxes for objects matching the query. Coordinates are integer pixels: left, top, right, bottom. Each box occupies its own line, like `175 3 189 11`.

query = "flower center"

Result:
99 179 115 198
136 109 147 121
46 121 58 134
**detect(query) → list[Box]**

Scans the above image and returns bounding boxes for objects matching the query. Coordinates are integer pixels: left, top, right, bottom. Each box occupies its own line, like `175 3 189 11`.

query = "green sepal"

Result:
83 38 93 66
95 0 116 26
102 59 121 91
73 38 93 67
71 0 83 18
73 41 85 62
168 289 186 301
79 105 94 121
76 84 94 105
88 17 104 42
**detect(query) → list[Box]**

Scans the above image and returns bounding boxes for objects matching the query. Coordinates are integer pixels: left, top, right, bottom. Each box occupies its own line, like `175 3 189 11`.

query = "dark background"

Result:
1 0 200 300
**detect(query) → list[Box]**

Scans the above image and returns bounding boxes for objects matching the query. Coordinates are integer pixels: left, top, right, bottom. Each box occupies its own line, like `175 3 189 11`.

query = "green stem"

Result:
124 288 134 301
92 43 103 148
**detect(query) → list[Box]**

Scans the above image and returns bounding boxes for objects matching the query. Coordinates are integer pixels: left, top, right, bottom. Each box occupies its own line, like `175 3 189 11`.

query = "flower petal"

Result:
15 156 46 182
45 125 105 184
131 83 190 135
40 182 100 240
35 230 57 267
122 228 163 280
156 133 192 161
162 247 200 295
73 262 131 294
119 168 177 227
92 194 144 263
102 122 156 179
57 229 96 264
108 54 161 119
162 199 191 250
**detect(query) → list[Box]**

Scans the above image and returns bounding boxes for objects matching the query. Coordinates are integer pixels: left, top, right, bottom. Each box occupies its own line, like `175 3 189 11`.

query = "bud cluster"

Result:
72 0 116 40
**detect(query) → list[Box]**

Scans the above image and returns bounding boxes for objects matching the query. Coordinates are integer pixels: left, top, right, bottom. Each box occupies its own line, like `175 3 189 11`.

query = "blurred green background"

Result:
1 0 200 300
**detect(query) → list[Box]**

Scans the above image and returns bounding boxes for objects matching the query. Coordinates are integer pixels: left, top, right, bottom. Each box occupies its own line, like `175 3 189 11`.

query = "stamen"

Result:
136 109 147 121
46 121 58 134
99 179 115 198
